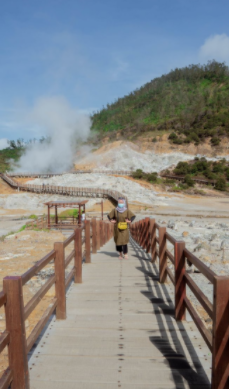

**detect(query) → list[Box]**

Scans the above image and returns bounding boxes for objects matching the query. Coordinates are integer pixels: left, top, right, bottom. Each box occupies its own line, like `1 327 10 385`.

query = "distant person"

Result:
81 211 85 223
108 197 135 259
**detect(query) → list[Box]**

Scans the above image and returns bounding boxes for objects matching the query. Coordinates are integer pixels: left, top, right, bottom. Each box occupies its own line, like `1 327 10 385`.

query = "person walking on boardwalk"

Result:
108 197 135 259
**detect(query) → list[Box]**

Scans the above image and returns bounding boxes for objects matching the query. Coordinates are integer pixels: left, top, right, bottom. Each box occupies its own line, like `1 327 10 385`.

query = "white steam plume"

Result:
0 138 8 150
14 96 91 173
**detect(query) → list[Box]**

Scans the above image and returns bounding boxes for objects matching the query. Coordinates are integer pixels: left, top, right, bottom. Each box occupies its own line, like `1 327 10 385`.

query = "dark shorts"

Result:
116 245 128 254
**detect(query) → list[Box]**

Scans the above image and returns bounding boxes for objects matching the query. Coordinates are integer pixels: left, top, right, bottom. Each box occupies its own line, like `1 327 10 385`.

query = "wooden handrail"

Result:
184 272 213 319
184 248 215 283
0 291 6 307
21 250 56 285
130 218 229 389
24 275 56 320
0 368 13 389
0 332 10 354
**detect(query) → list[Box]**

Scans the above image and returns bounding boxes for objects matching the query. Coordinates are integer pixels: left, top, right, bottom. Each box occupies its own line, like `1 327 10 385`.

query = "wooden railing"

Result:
130 218 229 389
160 173 222 186
0 173 128 205
0 219 113 389
6 170 132 178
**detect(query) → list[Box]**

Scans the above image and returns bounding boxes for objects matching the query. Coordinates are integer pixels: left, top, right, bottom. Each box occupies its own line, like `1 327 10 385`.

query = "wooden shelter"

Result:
44 200 88 228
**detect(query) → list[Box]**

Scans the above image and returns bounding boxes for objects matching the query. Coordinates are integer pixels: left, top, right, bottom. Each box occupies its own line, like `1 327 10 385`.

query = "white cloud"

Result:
0 138 8 150
199 34 229 63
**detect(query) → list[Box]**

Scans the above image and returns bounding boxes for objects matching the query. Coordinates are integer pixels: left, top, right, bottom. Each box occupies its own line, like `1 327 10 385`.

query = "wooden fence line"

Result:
0 173 128 206
0 219 114 389
160 174 228 186
6 170 132 178
130 218 229 389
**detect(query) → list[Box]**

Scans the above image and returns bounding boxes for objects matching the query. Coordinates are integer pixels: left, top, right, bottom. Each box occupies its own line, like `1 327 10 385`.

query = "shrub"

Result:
211 137 220 146
152 137 157 142
184 137 191 143
174 161 190 175
146 173 158 182
184 175 195 187
168 132 177 140
215 177 227 191
132 169 144 179
189 132 200 144
173 138 183 144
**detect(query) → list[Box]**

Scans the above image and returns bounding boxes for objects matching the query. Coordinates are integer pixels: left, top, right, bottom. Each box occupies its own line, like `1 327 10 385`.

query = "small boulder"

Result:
182 231 189 237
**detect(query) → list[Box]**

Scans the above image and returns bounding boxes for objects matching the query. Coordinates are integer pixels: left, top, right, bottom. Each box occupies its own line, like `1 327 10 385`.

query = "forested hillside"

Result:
91 61 229 145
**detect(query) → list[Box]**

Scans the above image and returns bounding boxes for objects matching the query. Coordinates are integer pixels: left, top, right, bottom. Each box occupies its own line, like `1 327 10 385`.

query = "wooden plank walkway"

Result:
29 238 211 389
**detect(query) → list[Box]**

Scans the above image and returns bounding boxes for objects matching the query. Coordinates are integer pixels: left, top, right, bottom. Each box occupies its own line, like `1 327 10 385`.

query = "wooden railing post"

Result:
137 221 140 245
105 223 109 242
149 219 155 256
174 241 186 321
143 217 149 250
211 276 229 389
104 222 107 243
3 276 29 389
100 220 103 246
144 217 150 252
74 228 82 283
139 220 142 246
103 222 106 245
54 242 66 319
159 226 167 283
92 218 97 253
85 220 91 263
96 220 100 250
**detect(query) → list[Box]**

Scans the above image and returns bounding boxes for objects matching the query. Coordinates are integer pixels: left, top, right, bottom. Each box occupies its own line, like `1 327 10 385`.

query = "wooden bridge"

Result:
0 173 229 388
0 173 128 205
6 170 132 178
0 217 228 389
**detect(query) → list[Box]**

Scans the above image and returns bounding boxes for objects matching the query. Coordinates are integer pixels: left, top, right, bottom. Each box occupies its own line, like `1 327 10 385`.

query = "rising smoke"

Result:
14 96 91 173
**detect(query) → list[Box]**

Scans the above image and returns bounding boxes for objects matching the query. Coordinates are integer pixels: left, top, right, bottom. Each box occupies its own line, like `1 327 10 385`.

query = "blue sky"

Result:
1 0 229 143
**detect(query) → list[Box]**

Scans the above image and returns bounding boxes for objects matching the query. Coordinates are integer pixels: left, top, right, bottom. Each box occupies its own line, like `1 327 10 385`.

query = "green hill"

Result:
91 61 229 145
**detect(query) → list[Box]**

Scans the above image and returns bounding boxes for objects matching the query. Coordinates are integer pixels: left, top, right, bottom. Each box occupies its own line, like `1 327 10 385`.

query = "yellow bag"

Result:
118 222 128 230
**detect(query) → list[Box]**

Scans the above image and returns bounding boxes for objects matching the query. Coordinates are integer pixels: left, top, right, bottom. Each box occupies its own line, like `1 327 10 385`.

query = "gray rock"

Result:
220 240 229 249
194 242 211 252
219 223 228 229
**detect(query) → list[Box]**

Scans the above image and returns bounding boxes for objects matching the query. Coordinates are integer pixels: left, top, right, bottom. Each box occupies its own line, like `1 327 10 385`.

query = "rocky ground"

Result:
27 173 229 218
74 138 229 172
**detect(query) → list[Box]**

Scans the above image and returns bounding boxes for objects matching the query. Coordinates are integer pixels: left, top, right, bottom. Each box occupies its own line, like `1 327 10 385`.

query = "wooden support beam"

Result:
212 276 229 389
92 219 97 253
159 226 167 283
96 220 100 250
174 241 186 321
3 276 29 389
54 242 66 319
85 220 91 263
74 228 82 283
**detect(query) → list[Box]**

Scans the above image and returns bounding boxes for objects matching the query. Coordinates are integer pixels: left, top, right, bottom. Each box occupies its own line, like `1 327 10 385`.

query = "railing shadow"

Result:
130 237 211 389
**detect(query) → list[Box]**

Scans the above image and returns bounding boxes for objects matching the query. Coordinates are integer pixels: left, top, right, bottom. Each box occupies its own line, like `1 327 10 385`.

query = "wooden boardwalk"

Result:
29 238 211 389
